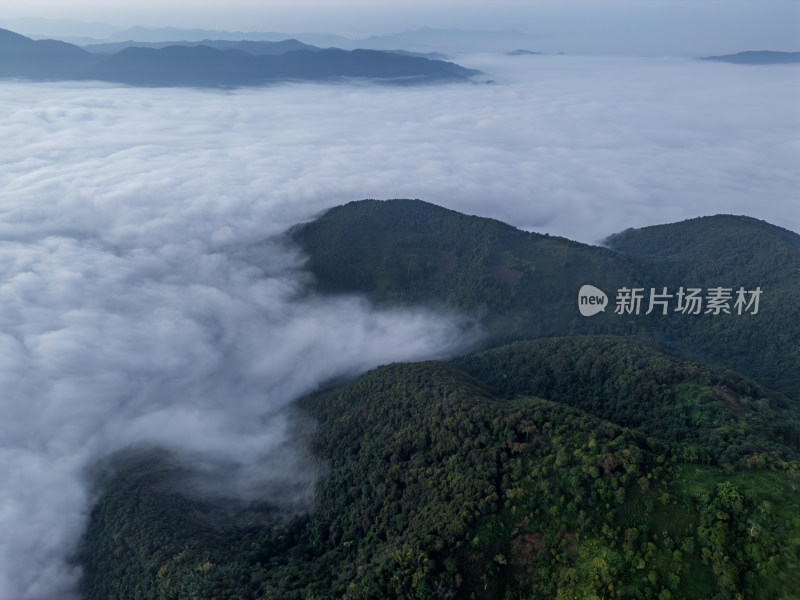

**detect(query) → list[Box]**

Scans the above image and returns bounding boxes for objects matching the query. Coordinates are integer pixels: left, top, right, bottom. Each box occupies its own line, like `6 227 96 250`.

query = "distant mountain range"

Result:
79 40 447 62
699 51 800 64
0 27 480 86
0 20 541 54
82 38 320 56
0 27 97 78
90 25 538 54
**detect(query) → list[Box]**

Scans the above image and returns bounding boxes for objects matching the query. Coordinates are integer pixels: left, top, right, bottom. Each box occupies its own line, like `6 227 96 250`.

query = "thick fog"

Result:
0 54 798 598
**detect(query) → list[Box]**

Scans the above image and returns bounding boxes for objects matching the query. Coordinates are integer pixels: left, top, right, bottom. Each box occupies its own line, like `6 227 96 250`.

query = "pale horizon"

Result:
1 0 798 55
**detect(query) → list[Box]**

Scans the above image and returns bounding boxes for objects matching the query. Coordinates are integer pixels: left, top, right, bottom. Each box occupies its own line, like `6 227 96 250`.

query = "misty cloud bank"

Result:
0 235 476 599
2 56 798 244
0 54 797 598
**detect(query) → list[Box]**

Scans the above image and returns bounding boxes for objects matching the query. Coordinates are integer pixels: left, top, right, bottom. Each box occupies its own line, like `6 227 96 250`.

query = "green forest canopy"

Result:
81 201 800 599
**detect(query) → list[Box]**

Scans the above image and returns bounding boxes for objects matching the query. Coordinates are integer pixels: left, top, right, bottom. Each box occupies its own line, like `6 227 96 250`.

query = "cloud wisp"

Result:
0 54 797 598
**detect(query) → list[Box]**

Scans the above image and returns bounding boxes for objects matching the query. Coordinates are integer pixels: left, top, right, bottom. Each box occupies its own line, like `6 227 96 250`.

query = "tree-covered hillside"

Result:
290 200 800 397
604 215 800 396
78 201 800 599
81 337 800 600
455 336 800 468
290 199 644 335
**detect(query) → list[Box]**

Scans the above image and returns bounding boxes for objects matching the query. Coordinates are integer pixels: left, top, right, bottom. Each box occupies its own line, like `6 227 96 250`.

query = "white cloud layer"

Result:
0 54 798 598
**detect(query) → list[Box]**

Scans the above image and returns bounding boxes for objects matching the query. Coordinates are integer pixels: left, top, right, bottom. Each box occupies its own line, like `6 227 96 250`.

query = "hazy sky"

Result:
0 1 798 54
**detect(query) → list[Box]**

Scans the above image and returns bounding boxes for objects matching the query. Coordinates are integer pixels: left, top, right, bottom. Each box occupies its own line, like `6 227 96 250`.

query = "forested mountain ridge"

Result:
290 200 800 397
83 46 479 86
0 28 479 85
78 201 800 599
81 338 800 599
454 336 800 468
0 26 96 78
289 199 643 333
604 214 800 287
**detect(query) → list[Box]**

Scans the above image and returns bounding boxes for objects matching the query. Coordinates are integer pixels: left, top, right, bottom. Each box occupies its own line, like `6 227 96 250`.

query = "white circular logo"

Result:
578 285 608 316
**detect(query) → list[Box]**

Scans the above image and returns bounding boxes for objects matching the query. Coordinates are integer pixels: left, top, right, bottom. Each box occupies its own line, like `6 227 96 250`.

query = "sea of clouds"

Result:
0 54 798 598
